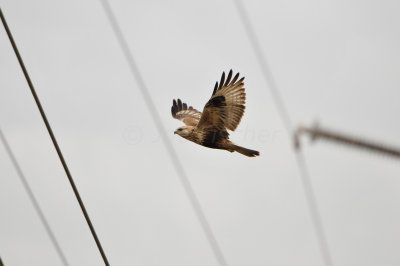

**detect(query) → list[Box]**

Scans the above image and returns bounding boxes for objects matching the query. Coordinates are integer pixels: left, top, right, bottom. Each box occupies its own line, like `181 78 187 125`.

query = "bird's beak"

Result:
174 130 177 134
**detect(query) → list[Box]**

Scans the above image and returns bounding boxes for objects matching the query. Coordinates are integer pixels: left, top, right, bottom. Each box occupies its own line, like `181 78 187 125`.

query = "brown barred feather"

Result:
197 70 246 131
171 99 202 126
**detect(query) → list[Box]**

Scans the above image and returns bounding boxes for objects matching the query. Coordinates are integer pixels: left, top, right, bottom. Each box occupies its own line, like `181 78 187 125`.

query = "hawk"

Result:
171 70 260 157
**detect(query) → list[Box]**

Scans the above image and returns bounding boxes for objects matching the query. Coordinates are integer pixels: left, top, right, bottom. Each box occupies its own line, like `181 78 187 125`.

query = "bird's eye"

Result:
178 128 183 131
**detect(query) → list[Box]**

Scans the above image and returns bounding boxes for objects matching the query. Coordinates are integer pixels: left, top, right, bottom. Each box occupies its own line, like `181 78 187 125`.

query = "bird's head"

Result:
174 126 192 138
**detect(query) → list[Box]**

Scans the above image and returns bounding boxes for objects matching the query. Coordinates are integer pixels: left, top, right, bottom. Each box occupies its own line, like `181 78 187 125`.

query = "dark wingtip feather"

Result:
224 70 233 86
218 72 225 90
183 103 187 109
171 99 178 117
177 99 182 110
212 82 218 96
231 72 240 84
171 106 175 117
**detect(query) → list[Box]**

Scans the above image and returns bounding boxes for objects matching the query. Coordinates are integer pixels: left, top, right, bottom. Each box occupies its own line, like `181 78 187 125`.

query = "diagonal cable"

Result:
0 127 69 266
0 7 110 266
99 1 228 266
233 1 334 265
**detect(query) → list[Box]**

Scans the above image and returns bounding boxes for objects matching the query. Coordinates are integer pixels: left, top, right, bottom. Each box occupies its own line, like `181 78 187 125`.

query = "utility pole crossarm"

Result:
295 123 400 159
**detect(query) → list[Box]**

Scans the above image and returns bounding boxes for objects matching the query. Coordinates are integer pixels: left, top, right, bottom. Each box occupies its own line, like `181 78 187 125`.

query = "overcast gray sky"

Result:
1 0 400 265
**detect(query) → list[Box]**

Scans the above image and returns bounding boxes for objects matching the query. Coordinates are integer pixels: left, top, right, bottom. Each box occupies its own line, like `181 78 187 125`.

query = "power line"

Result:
232 1 334 266
0 7 110 266
0 127 69 266
99 1 228 266
295 123 400 159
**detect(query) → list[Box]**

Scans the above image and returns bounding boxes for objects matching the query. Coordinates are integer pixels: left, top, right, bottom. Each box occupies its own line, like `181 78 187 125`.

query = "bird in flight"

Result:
171 70 260 157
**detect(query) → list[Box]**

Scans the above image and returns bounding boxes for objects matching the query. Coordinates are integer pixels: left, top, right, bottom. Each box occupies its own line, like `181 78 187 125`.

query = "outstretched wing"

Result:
196 70 246 131
171 99 202 126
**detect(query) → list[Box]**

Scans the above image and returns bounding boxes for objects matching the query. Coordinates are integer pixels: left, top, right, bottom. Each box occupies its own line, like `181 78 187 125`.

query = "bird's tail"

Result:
230 144 260 157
